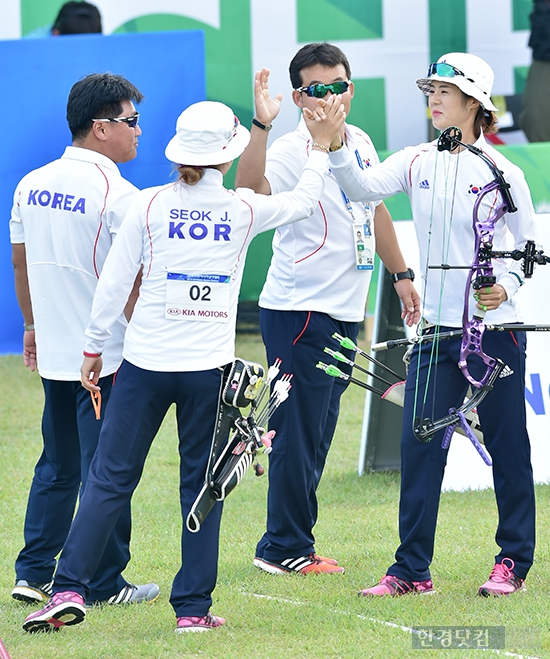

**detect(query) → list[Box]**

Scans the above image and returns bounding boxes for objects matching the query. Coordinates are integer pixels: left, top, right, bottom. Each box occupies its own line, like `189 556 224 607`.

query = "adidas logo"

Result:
419 179 430 190
499 365 514 378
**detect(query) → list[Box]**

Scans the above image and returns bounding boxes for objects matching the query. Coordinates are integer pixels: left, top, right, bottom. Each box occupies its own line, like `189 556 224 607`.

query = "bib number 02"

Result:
165 272 231 322
189 284 211 302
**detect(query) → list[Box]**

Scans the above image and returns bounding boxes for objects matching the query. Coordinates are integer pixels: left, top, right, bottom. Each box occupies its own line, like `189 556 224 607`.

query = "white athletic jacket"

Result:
84 151 329 372
329 134 538 326
259 118 381 322
10 146 136 379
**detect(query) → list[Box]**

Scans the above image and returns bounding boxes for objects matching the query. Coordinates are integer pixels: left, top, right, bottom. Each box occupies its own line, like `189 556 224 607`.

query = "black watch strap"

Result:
252 117 272 131
391 267 415 283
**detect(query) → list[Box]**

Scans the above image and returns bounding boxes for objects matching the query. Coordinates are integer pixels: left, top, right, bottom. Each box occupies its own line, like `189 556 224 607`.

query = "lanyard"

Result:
339 188 374 271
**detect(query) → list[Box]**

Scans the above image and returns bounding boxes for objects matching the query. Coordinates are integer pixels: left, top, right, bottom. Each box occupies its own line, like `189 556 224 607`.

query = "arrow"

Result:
332 332 403 379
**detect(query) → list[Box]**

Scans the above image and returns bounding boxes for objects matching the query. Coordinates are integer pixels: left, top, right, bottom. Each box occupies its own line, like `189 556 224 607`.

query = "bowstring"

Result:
411 143 461 433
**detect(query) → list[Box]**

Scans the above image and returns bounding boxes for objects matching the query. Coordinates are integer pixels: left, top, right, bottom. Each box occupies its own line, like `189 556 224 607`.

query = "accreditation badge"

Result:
353 221 374 271
165 272 231 322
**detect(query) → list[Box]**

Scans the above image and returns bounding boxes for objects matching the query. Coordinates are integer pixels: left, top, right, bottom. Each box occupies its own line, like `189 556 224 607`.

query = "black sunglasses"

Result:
92 114 140 128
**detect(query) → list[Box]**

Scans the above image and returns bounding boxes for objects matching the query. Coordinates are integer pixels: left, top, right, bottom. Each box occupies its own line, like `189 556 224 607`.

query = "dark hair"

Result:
52 1 102 35
459 90 498 137
473 106 498 136
289 42 352 89
67 73 144 140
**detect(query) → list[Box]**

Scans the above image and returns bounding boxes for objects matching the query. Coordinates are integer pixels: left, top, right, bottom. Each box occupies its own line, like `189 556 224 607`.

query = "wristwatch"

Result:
252 117 272 131
391 268 415 283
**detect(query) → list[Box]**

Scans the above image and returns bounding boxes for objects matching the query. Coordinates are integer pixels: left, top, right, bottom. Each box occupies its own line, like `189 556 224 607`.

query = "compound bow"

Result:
412 127 548 459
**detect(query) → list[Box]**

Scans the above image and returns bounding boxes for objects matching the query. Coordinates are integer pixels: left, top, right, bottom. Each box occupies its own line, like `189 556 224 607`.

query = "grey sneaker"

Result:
86 582 160 607
12 579 54 604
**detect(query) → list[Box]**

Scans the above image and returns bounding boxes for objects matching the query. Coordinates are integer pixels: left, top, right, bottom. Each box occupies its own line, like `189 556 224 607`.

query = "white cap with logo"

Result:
416 52 497 112
165 101 251 166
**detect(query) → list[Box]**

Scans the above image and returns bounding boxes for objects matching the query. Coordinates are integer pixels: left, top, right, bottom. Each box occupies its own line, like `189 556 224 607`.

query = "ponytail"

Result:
473 105 498 137
177 165 204 186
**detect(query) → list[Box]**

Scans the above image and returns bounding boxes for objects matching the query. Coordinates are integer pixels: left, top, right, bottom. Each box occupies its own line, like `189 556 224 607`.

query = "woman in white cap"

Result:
22 96 345 634
311 52 538 597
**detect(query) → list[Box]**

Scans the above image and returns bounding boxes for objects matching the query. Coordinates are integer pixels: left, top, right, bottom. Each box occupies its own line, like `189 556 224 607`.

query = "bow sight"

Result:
433 127 548 278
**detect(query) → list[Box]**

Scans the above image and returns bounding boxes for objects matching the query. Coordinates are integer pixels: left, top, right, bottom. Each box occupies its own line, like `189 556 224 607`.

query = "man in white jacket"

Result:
10 73 158 607
235 42 419 576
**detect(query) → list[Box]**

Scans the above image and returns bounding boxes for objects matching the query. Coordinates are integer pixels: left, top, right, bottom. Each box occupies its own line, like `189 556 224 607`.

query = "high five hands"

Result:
254 68 283 128
303 96 346 151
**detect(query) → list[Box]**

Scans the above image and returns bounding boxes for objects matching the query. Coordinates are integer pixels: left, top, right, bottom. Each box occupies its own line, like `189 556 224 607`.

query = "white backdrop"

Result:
1 0 532 151
393 214 550 491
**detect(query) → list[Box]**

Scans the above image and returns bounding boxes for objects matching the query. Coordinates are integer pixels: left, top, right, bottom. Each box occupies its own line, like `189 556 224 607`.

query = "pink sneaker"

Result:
175 612 225 633
23 591 85 633
360 574 435 597
478 558 525 597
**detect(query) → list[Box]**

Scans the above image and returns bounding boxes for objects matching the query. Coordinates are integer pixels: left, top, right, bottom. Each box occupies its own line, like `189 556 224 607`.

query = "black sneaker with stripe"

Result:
85 582 160 607
254 553 344 574
12 579 54 604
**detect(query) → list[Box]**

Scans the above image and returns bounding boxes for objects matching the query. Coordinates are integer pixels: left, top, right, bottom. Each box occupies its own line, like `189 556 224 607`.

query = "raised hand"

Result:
254 68 283 126
303 94 346 150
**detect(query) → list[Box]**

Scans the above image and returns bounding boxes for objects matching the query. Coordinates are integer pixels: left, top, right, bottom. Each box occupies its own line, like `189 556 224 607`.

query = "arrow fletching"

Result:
323 346 354 367
332 332 357 351
316 361 349 380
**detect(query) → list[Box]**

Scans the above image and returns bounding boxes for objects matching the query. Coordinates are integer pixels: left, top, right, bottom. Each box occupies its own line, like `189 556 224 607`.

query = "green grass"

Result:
0 335 549 658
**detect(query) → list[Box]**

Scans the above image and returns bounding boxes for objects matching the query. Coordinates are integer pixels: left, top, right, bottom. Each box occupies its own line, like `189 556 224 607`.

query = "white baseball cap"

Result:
416 52 497 112
165 101 250 166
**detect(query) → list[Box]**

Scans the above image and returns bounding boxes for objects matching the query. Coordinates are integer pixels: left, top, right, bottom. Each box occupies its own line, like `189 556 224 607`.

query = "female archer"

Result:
308 52 538 597
22 97 344 634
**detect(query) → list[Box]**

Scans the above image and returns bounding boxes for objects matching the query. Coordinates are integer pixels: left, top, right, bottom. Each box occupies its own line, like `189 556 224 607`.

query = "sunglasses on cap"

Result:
295 81 349 98
427 62 472 80
92 114 140 128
